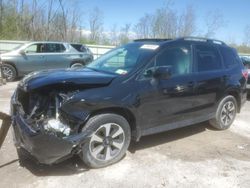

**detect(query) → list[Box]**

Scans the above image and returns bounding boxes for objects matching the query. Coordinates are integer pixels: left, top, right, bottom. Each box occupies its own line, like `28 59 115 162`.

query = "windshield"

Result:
87 43 159 75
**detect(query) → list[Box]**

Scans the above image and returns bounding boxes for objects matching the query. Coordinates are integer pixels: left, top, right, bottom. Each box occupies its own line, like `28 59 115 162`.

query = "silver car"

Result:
0 41 93 81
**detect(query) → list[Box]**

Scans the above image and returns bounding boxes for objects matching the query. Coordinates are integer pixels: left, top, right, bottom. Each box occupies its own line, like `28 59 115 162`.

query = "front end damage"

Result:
11 87 91 164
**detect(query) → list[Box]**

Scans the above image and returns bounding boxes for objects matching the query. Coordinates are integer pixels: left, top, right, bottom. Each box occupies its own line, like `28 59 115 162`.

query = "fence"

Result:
0 40 27 54
239 53 250 58
87 44 115 59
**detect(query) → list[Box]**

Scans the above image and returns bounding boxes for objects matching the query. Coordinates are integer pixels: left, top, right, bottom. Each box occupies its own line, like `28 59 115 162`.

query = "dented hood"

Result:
19 68 116 91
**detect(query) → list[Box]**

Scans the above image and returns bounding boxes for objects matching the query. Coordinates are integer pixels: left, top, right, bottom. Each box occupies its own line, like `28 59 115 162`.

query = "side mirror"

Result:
143 68 154 78
19 50 25 55
153 66 172 79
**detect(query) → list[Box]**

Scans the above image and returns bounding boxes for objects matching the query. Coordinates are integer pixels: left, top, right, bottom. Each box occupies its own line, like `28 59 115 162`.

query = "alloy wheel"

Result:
89 123 125 161
220 101 236 127
2 66 14 81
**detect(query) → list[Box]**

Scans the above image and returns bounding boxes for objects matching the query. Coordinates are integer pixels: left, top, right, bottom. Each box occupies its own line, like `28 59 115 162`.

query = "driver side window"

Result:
155 46 192 76
25 43 45 53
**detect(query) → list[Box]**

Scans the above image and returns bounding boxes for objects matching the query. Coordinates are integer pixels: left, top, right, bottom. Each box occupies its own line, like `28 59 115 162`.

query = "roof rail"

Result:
177 37 226 45
134 38 172 42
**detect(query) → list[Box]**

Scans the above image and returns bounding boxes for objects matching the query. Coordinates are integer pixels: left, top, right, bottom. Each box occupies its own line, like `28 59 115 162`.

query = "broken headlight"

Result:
43 118 71 137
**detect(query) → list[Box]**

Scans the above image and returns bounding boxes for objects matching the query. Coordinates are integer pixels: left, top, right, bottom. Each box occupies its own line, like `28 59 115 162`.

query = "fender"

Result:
60 85 142 140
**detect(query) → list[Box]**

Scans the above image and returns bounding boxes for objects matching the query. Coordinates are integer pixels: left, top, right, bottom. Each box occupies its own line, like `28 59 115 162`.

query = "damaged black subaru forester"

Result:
11 37 248 168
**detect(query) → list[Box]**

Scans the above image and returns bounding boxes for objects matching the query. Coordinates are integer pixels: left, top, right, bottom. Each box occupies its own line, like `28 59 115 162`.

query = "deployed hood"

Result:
19 68 116 91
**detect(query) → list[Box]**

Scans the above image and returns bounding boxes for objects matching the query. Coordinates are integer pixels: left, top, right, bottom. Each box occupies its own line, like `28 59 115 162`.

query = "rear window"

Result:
195 45 222 72
219 47 238 68
71 44 87 52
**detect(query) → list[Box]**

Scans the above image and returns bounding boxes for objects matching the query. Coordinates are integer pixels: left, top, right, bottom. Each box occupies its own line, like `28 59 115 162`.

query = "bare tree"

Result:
89 7 103 43
244 25 250 46
110 24 119 45
178 5 196 37
204 10 225 38
0 0 3 36
58 0 67 40
134 13 153 38
119 23 131 44
151 7 178 38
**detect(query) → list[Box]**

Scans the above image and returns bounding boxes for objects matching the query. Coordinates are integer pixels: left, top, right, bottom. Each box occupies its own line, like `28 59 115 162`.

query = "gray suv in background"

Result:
0 41 93 81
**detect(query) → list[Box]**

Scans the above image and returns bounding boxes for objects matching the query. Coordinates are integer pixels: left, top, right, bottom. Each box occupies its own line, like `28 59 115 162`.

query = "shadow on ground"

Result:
1 122 210 177
129 122 208 153
19 155 90 176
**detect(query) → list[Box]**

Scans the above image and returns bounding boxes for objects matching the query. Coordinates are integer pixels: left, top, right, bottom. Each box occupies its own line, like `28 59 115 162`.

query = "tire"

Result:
209 95 237 130
2 64 17 81
80 113 131 168
70 62 84 68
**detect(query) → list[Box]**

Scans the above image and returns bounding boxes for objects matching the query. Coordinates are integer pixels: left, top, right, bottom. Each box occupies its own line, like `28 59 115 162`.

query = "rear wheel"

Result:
80 113 131 168
70 62 84 68
209 95 237 130
2 64 17 81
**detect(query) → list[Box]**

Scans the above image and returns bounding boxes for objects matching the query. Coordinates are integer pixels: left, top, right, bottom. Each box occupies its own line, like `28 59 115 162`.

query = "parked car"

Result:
241 56 250 92
11 37 247 168
0 41 93 81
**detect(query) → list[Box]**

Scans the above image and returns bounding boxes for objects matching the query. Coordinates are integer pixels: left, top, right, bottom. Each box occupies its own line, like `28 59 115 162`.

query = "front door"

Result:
20 43 46 74
137 45 198 131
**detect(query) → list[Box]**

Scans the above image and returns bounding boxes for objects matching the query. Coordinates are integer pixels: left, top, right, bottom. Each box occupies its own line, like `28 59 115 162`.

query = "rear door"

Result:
43 43 70 69
192 44 226 117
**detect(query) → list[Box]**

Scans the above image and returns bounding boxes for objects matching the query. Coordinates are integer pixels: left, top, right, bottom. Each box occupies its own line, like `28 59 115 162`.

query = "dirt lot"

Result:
0 82 250 188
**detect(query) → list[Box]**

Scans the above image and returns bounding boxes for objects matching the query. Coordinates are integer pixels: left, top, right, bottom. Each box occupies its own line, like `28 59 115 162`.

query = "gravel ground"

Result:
0 82 249 188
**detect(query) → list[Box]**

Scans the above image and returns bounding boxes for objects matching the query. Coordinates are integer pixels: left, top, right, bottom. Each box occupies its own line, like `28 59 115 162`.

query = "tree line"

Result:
0 0 250 53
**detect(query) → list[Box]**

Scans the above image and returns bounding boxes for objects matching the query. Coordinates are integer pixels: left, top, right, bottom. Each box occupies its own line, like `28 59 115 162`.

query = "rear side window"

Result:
25 43 45 53
195 45 222 72
45 43 66 53
219 47 238 68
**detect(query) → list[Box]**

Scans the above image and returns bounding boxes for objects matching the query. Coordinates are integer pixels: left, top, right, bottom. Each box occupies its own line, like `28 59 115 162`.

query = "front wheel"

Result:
80 113 131 168
209 95 237 130
2 64 17 81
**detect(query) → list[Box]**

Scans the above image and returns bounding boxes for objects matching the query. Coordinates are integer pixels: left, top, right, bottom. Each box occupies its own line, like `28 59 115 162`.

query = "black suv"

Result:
11 37 248 168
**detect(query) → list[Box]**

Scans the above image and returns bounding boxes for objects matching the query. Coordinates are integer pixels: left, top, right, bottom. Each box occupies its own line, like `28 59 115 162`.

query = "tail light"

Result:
242 69 248 80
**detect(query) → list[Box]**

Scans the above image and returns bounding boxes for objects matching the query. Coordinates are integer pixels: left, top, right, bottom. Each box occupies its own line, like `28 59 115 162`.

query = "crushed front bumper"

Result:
11 104 91 165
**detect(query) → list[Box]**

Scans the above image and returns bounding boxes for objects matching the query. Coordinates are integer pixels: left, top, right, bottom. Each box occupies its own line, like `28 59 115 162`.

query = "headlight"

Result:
44 119 71 137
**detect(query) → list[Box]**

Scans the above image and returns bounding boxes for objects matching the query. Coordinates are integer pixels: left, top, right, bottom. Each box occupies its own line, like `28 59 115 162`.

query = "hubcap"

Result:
220 101 236 127
2 66 13 80
89 123 125 161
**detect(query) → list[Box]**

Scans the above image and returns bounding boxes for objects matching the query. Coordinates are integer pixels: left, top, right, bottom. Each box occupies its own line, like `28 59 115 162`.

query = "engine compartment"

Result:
16 88 74 137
